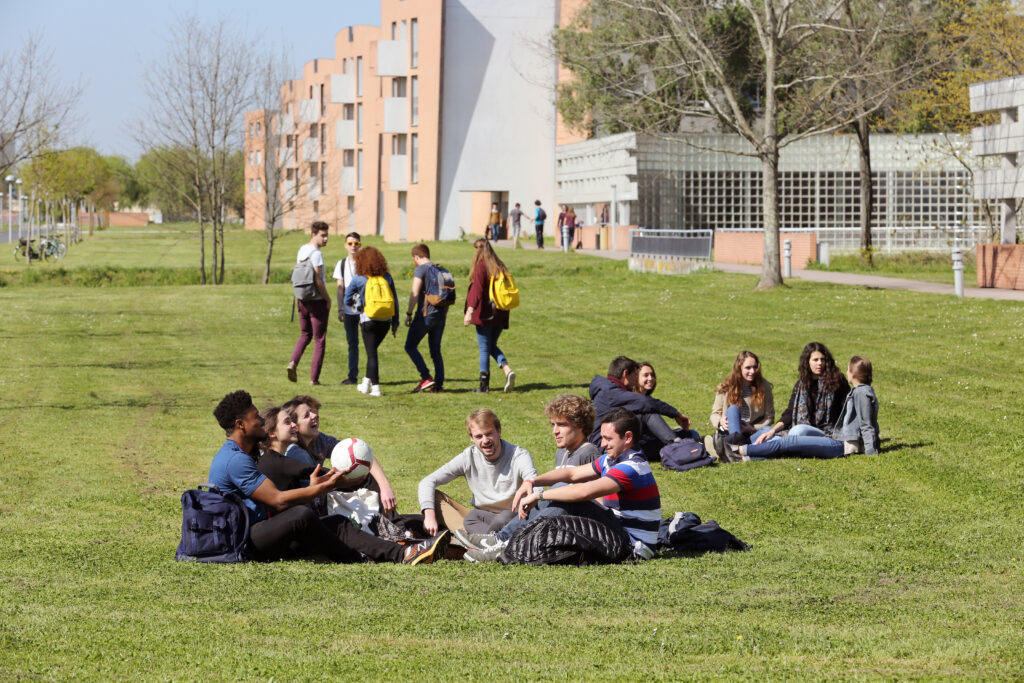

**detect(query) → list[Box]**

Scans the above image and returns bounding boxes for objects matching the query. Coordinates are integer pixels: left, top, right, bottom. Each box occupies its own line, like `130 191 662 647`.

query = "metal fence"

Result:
629 228 713 260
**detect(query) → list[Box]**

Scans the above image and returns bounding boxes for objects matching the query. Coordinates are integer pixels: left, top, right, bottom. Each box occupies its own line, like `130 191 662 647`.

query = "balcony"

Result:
278 147 296 168
307 177 319 201
335 120 356 149
281 179 296 201
297 98 318 124
340 167 356 196
329 73 355 104
301 138 318 163
389 155 408 191
278 112 295 135
377 40 408 77
383 98 407 134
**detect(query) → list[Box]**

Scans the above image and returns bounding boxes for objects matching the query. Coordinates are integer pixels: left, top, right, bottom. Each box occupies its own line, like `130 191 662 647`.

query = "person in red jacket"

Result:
463 238 516 393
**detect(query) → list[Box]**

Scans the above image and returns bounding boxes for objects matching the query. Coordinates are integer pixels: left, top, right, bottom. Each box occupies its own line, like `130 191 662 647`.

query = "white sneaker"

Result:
369 385 382 397
357 377 371 394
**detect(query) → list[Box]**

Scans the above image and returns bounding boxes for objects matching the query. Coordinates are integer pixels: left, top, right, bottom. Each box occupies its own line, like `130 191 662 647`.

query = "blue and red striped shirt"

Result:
592 449 661 549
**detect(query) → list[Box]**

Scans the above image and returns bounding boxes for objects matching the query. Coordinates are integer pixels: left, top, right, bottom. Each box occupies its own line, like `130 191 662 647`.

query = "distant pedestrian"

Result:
487 202 502 242
557 205 577 252
288 221 331 385
332 232 362 385
507 202 524 249
404 244 448 393
464 239 516 393
533 199 547 249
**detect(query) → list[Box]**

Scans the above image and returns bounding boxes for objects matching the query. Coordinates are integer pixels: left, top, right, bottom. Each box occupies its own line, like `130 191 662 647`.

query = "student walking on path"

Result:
332 232 362 385
533 200 547 249
404 244 448 393
288 221 331 385
464 239 516 393
344 246 399 397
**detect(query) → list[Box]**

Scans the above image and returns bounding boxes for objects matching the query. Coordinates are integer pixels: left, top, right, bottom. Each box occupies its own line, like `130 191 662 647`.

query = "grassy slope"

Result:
1 225 1022 679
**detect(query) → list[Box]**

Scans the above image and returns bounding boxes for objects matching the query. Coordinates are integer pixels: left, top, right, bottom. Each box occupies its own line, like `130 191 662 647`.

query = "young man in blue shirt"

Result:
208 390 448 564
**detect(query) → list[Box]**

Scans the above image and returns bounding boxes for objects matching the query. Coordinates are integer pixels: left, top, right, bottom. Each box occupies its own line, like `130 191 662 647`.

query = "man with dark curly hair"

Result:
207 390 449 564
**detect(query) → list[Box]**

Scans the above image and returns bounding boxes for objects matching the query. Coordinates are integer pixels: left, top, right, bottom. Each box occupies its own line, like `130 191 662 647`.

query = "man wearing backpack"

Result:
404 244 450 393
533 199 547 249
288 221 331 385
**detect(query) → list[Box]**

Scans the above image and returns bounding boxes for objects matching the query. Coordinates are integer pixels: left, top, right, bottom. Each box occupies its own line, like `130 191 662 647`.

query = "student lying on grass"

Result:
207 390 448 565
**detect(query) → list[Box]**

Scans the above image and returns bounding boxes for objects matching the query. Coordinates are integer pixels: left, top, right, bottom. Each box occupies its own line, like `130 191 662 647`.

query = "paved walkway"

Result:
495 238 1024 301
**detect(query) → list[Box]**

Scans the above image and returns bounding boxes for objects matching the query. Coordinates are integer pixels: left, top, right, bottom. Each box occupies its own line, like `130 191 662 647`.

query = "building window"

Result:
391 21 397 40
411 133 418 184
249 151 255 166
343 103 354 120
411 76 418 126
248 123 253 137
356 56 363 96
321 162 327 193
357 149 364 189
256 178 262 193
400 20 407 40
256 121 261 136
320 83 325 116
313 200 319 220
343 150 354 167
286 168 294 181
357 103 363 143
411 18 418 68
286 134 294 148
392 134 407 155
320 123 326 155
392 77 407 98
314 59 318 74
309 123 317 139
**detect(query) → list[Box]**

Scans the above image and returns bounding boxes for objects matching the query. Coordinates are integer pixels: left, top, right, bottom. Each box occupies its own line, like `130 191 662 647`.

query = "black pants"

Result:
343 312 361 383
360 319 390 384
535 225 544 248
249 505 404 563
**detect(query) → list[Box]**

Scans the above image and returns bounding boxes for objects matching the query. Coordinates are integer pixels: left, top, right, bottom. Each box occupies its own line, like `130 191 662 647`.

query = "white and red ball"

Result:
330 438 374 481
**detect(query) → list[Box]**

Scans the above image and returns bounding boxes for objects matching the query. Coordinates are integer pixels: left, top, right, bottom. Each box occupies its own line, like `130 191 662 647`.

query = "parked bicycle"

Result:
13 237 66 262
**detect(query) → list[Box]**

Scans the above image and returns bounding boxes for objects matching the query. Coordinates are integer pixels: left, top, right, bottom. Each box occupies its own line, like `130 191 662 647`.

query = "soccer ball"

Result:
330 438 374 481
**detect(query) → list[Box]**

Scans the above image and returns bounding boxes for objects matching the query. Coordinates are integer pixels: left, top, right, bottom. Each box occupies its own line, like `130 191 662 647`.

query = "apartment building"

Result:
245 0 586 241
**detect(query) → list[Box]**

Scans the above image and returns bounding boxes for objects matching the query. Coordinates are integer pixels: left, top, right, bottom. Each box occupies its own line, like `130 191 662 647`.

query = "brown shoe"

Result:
403 530 450 565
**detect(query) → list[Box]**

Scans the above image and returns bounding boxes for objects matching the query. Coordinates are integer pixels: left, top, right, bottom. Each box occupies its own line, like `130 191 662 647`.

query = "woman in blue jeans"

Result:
463 239 515 393
724 342 849 460
707 351 775 461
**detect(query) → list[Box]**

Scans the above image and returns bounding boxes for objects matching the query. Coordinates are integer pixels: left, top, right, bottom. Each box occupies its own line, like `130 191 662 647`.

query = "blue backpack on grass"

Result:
175 484 251 563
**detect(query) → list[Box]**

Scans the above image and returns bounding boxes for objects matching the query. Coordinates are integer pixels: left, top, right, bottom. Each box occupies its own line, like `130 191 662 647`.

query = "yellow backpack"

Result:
363 276 395 319
489 271 520 311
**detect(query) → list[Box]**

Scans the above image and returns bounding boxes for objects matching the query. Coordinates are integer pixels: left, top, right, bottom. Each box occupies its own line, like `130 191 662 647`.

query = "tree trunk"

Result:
855 115 874 266
218 222 225 284
199 218 207 285
757 143 784 290
263 229 274 284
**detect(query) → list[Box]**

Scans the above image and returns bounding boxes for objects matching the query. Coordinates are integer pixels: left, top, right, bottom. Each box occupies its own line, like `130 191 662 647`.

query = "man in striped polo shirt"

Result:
465 407 661 562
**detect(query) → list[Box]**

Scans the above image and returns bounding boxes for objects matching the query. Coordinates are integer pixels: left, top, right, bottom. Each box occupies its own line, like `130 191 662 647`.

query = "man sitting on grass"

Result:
463 407 661 562
208 390 448 565
546 394 601 469
418 408 537 538
589 355 695 460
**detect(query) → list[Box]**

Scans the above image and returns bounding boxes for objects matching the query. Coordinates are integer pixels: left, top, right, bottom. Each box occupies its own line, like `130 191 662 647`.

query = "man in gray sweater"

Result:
419 408 537 536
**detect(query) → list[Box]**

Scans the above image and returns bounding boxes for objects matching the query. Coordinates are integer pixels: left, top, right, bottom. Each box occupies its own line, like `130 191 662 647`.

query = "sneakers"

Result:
369 385 382 397
412 377 435 393
340 378 357 385
464 537 508 563
430 386 444 393
503 369 516 393
357 377 371 394
286 363 297 383
403 530 450 565
451 529 503 551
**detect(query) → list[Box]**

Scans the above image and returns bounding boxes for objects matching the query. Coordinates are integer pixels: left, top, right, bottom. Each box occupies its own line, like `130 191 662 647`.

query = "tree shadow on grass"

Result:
380 380 582 394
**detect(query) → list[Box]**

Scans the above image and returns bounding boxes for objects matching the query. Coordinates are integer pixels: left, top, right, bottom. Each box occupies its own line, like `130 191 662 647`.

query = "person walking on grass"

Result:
404 244 447 393
207 390 449 565
507 202 524 249
533 199 547 249
332 232 362 385
344 246 400 397
288 221 331 385
464 238 516 393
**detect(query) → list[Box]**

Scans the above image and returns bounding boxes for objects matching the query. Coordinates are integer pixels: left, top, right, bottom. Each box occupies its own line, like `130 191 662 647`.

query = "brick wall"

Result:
107 212 150 227
713 231 817 268
977 243 1024 289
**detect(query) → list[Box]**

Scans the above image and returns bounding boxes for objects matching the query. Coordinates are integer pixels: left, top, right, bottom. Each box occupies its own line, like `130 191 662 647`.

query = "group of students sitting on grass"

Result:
204 340 879 566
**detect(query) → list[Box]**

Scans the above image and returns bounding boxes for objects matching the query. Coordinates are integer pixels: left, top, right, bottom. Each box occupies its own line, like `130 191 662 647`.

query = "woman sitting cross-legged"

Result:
723 342 849 460
706 350 774 461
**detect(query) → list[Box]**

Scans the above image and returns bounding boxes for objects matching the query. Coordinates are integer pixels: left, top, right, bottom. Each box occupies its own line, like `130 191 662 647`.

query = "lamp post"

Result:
16 178 23 241
5 175 13 245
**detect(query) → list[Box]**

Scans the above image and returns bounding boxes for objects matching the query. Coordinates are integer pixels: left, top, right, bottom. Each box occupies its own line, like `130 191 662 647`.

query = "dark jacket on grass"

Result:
588 375 680 445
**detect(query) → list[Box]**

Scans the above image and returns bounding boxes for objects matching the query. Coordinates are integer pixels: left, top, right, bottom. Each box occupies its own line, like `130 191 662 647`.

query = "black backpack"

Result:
660 438 713 471
175 484 251 563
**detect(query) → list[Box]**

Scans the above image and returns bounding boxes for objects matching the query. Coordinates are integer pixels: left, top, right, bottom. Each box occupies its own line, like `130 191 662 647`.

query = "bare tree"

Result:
249 49 300 284
0 33 82 177
136 16 258 284
556 0 922 288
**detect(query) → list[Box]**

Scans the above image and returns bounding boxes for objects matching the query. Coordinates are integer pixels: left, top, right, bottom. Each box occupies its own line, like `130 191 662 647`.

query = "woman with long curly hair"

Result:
343 246 399 397
463 238 515 393
708 351 775 450
722 342 850 461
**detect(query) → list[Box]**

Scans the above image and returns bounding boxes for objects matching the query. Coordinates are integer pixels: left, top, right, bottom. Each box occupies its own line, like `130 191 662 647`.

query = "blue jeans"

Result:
745 423 843 459
343 312 360 382
495 484 627 542
475 325 507 373
405 313 446 387
725 405 773 444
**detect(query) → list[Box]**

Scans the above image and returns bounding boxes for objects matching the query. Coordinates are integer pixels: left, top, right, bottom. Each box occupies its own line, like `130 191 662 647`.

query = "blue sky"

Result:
0 0 381 159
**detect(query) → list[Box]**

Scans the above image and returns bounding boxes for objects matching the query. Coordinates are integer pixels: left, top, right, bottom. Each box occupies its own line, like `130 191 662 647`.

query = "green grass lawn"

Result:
1 224 1022 679
805 250 978 285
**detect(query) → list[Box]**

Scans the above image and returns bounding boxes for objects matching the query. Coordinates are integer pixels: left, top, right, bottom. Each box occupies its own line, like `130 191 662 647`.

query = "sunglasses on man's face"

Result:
346 241 360 247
